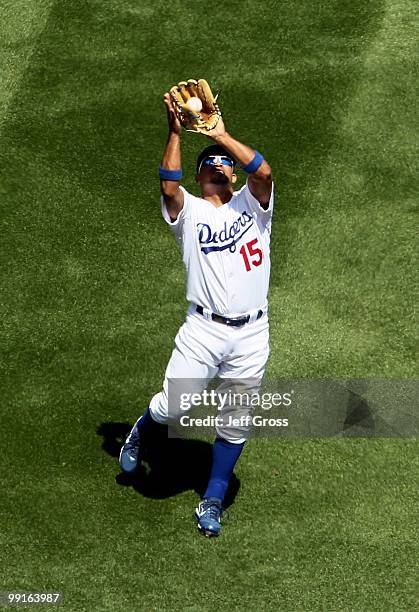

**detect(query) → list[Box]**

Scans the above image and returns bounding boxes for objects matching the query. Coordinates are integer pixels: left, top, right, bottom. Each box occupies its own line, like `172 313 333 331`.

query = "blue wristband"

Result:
159 166 182 181
241 151 264 174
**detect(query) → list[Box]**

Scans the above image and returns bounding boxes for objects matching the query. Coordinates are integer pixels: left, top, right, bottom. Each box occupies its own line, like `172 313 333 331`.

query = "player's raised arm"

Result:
207 119 272 209
160 93 184 220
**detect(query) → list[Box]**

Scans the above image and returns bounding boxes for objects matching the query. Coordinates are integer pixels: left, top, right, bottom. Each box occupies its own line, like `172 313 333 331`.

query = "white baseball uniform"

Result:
149 178 274 443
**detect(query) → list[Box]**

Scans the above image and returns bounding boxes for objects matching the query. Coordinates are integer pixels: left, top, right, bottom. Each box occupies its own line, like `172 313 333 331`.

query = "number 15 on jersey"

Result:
239 238 263 271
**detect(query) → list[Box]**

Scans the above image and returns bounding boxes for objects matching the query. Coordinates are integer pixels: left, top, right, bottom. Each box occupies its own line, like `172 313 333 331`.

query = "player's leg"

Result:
195 435 244 537
196 316 270 535
119 313 221 472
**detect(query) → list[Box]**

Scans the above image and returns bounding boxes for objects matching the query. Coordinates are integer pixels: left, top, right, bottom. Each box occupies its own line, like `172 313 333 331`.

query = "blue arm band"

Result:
241 151 264 174
159 166 182 181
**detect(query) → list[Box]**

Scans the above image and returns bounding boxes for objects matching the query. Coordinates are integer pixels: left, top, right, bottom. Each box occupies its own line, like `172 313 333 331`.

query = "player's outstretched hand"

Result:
163 93 181 135
201 115 227 141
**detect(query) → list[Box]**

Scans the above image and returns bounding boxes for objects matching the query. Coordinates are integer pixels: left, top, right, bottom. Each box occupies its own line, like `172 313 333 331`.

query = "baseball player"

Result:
120 81 274 537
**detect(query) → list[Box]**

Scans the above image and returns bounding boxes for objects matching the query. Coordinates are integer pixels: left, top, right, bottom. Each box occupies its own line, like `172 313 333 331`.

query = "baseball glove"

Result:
169 78 221 133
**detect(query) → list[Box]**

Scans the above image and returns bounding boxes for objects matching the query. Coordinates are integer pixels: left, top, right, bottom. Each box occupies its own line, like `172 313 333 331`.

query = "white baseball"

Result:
186 97 203 112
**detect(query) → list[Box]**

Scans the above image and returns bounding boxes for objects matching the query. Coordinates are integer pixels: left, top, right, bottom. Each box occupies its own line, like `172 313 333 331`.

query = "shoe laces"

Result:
126 426 140 449
202 498 222 520
126 444 138 457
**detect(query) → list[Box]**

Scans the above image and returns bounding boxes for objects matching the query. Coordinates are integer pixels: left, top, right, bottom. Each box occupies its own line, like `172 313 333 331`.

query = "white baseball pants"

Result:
149 305 270 444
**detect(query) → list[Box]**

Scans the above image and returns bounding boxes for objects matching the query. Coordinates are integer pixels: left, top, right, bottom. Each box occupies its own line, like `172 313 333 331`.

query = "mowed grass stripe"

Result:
0 0 54 129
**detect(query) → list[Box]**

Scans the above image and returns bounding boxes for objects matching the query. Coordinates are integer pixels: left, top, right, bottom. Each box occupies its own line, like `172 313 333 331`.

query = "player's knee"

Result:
149 391 169 424
149 390 186 424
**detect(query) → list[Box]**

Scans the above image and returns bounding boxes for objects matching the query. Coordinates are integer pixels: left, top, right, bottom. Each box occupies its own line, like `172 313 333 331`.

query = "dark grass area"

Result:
1 0 417 610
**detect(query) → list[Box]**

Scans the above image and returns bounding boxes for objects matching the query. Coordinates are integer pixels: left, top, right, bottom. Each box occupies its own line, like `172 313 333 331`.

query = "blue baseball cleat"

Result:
119 418 142 473
195 497 223 537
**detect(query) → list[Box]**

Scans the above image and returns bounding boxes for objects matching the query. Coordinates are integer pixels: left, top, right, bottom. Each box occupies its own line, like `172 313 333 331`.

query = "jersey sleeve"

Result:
242 177 274 216
234 178 274 236
161 186 191 241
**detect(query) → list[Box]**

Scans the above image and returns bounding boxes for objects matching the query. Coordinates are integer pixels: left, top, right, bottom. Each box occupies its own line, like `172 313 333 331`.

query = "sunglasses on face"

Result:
198 155 235 173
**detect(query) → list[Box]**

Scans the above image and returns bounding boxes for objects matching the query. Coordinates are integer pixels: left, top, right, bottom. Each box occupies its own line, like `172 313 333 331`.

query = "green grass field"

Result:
1 1 417 610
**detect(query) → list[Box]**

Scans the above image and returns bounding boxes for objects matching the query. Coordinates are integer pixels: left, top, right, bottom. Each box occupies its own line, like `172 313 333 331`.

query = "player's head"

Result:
196 144 237 188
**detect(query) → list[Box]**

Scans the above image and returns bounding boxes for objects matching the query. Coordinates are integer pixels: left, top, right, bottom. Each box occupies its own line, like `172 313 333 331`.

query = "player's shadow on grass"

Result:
97 422 240 509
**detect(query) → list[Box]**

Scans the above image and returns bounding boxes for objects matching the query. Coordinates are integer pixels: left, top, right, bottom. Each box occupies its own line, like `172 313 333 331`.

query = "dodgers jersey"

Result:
161 178 274 316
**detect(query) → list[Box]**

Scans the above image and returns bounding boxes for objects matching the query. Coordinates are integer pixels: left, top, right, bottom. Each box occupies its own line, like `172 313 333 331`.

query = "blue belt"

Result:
196 305 263 327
